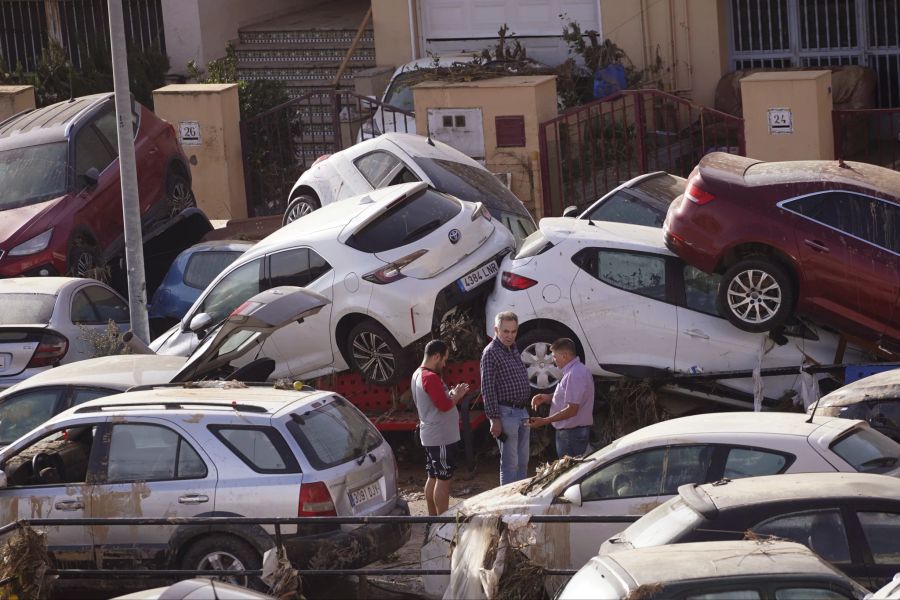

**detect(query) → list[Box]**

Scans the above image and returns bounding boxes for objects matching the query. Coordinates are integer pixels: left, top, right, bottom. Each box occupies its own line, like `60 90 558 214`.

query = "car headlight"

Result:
8 229 54 256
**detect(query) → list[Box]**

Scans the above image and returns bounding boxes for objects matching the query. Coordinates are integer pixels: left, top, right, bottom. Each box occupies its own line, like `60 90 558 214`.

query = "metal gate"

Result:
537 89 745 218
729 0 900 107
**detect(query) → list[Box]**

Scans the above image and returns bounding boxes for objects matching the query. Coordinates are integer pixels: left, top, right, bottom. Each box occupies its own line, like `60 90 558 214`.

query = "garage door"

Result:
420 0 600 65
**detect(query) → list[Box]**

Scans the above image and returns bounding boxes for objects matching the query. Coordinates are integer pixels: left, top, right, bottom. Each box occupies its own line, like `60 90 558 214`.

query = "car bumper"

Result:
282 500 411 569
431 248 511 331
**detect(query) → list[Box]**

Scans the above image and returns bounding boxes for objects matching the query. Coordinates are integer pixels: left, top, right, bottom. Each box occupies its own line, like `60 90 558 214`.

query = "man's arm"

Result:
480 351 500 419
422 371 454 412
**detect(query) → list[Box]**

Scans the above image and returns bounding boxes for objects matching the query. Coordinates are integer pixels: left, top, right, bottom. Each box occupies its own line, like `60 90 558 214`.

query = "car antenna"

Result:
426 134 435 147
68 70 75 102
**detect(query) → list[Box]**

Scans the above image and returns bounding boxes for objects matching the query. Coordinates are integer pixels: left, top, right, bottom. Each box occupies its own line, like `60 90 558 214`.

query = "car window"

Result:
384 72 415 111
199 258 263 325
587 251 667 302
269 248 331 288
774 588 852 599
354 151 405 187
723 447 791 478
785 192 899 253
753 509 851 564
662 445 715 494
0 142 69 209
829 426 900 474
71 285 129 324
2 424 98 486
685 590 761 600
286 396 382 470
70 387 115 407
585 191 666 227
0 389 64 445
210 426 299 474
857 512 900 564
308 250 331 282
183 251 244 290
412 157 532 219
345 188 462 253
74 125 115 183
107 423 206 482
0 293 56 324
581 448 666 500
683 265 720 316
631 173 686 206
92 107 137 150
839 401 900 441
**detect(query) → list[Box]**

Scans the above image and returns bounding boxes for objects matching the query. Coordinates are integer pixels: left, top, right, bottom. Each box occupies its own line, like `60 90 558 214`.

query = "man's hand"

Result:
527 416 550 428
531 393 551 412
450 382 470 402
489 418 502 438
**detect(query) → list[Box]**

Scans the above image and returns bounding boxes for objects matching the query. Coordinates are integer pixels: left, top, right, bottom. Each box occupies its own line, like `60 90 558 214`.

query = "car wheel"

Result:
67 238 101 279
347 320 408 385
181 534 264 590
167 172 196 217
517 328 566 392
717 257 794 333
282 194 320 226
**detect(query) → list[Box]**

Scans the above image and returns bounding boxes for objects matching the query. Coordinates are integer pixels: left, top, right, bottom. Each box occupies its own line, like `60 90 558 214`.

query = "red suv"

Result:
664 152 899 349
0 93 194 278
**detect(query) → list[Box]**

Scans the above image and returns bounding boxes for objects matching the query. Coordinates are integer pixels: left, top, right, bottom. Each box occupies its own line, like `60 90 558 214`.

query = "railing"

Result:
0 0 165 72
833 108 900 170
240 89 414 217
538 89 745 217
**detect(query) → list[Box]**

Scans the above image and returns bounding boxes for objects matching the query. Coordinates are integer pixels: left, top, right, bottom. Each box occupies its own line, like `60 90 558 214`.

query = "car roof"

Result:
183 240 254 253
816 369 900 407
0 93 111 147
606 540 845 584
538 217 673 253
0 276 90 295
392 53 480 76
0 354 187 396
692 472 900 511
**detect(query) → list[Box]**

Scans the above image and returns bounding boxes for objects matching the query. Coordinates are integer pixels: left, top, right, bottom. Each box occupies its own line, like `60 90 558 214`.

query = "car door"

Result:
569 248 677 372
68 283 130 362
72 112 121 251
89 420 216 568
854 510 900 590
0 418 105 567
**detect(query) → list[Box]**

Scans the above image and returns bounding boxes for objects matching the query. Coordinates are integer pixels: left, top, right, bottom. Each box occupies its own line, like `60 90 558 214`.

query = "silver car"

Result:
0 383 410 589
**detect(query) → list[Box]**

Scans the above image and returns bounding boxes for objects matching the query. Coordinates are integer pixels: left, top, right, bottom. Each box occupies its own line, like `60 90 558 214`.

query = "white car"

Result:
421 411 900 598
282 132 536 246
564 171 686 227
558 540 868 600
486 218 863 405
154 182 515 384
0 277 129 389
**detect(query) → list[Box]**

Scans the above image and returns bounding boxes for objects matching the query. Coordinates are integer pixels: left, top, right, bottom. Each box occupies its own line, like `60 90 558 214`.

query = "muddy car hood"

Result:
0 195 64 243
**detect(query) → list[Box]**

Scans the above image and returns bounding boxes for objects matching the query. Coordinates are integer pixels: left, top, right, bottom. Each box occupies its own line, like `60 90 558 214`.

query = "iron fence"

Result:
538 89 745 218
0 0 165 72
833 107 900 168
240 89 414 218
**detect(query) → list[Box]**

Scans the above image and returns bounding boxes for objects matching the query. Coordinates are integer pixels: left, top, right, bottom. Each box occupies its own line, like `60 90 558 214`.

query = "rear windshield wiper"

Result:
401 219 441 244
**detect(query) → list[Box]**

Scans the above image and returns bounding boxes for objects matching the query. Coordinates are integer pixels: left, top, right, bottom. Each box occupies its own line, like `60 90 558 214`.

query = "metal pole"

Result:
107 0 150 343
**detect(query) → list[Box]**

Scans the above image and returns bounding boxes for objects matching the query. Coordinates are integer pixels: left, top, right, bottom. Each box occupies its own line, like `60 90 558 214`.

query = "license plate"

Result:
458 261 499 292
349 480 382 507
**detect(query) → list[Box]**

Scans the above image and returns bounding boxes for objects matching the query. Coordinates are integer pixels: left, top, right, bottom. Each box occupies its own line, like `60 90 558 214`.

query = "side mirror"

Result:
562 483 582 506
188 313 213 334
82 167 100 188
562 205 579 218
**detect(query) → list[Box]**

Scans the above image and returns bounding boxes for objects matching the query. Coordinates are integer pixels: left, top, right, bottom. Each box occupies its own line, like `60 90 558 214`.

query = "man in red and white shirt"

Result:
412 340 469 515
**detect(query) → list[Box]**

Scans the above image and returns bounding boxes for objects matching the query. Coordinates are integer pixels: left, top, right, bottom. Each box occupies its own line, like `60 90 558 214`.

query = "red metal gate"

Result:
538 90 745 217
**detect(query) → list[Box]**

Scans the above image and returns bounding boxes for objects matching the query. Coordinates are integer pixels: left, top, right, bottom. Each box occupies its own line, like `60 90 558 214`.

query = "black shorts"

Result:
424 443 456 480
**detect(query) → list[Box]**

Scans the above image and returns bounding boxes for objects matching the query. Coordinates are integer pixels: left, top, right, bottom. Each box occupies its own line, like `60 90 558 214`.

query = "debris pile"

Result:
0 525 55 600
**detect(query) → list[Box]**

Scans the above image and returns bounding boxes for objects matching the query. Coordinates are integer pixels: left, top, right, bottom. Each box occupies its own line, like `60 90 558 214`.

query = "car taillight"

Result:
471 203 492 221
685 181 715 205
312 154 332 166
298 481 336 516
27 333 68 368
363 249 428 284
501 271 538 290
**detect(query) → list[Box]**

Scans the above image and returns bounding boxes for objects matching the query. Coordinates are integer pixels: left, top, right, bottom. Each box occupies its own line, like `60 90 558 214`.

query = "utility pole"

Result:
107 0 150 343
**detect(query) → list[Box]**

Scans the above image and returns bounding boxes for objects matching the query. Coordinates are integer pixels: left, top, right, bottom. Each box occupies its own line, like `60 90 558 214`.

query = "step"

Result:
235 58 375 71
238 29 374 46
235 47 375 64
237 69 363 84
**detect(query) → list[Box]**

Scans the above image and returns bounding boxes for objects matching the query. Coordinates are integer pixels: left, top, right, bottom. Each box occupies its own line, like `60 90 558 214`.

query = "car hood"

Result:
0 195 64 244
170 286 329 382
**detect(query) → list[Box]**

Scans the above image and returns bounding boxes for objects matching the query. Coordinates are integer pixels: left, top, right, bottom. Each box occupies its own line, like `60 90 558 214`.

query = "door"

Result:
0 419 104 567
72 113 120 251
89 420 216 568
68 283 130 362
569 248 677 372
855 510 900 590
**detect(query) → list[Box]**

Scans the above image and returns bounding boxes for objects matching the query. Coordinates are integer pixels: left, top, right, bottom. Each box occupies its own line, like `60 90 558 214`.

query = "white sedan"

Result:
0 277 129 389
422 412 900 599
486 218 863 405
154 182 515 384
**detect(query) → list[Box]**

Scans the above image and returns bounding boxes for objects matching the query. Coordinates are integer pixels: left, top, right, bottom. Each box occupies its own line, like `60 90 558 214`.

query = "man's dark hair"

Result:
550 338 577 355
424 339 449 358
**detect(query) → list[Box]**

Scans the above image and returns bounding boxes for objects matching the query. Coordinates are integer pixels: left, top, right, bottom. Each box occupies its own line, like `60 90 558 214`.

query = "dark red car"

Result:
0 93 194 278
664 152 899 349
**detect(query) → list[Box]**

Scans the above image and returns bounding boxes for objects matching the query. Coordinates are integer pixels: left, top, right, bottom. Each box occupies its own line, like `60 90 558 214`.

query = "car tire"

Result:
282 194 321 226
346 320 409 385
67 238 101 279
181 534 265 590
166 172 196 217
717 257 794 333
517 327 568 392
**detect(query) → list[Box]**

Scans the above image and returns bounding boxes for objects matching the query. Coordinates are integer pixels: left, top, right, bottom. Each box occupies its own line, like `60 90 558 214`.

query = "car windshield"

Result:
0 142 68 210
830 426 900 474
618 496 704 548
285 396 382 469
0 293 57 324
631 173 686 207
384 72 416 111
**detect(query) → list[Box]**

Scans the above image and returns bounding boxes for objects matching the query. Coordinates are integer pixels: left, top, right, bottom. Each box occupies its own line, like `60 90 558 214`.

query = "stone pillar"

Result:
0 86 36 121
372 0 416 67
152 83 247 220
740 71 834 161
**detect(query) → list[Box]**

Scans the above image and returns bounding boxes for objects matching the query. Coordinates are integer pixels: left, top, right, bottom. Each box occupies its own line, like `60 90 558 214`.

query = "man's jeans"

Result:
555 426 590 458
498 405 529 485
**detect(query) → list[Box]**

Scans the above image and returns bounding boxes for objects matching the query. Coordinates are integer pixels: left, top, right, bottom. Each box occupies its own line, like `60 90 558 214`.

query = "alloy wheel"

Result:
726 268 782 324
352 331 396 383
170 180 196 216
73 251 95 277
286 200 315 223
521 341 563 389
196 550 248 586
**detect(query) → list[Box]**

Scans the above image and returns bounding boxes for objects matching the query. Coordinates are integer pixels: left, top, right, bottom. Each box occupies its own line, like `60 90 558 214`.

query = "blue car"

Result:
148 240 251 336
